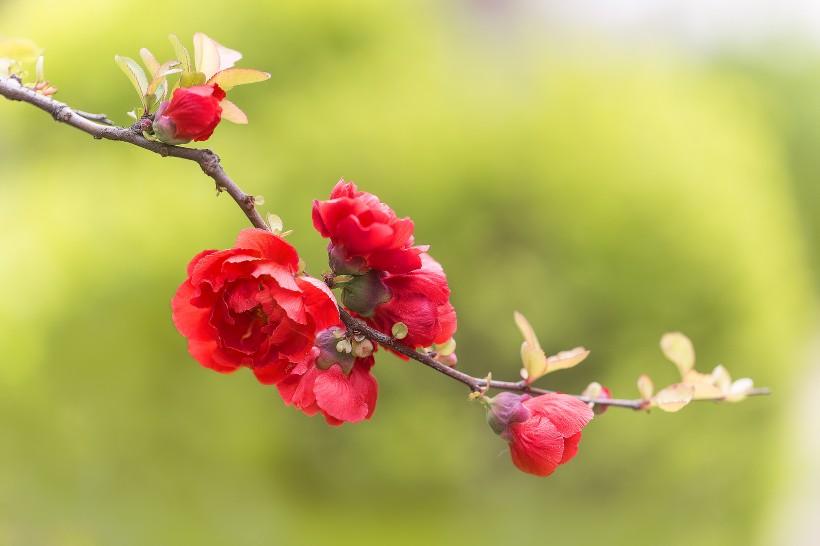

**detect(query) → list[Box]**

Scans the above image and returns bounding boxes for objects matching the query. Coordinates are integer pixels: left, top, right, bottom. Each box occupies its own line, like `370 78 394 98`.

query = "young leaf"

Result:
545 347 590 374
654 383 695 412
179 71 206 88
513 311 541 352
194 32 241 78
661 332 695 377
35 56 44 82
139 47 160 76
637 374 654 401
114 55 148 98
207 67 271 90
168 34 191 73
146 60 182 95
219 98 248 124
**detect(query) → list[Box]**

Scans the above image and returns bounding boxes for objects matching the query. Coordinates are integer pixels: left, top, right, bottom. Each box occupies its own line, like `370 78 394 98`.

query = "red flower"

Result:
312 180 425 274
259 346 378 426
363 252 456 350
171 228 340 376
153 84 226 144
486 392 594 477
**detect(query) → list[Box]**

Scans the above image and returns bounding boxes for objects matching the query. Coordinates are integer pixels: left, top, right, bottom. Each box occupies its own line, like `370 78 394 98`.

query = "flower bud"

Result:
152 84 226 145
314 327 356 375
338 269 392 318
484 392 593 477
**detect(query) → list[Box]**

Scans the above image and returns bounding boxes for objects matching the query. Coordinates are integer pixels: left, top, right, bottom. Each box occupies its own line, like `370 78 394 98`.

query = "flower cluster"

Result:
171 179 601 475
313 180 457 352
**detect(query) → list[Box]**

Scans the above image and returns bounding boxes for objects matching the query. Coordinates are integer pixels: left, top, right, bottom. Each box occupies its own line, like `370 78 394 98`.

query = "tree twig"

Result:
0 75 267 230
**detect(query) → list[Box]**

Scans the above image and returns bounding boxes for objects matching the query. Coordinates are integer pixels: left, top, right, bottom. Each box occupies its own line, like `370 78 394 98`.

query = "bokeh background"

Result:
2 1 818 544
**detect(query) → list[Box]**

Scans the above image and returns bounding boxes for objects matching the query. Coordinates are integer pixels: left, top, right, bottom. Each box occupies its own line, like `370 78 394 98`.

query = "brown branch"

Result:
2 74 771 411
0 75 268 230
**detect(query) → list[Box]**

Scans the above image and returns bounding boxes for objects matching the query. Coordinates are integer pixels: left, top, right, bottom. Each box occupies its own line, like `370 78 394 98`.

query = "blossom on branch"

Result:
171 228 339 375
153 83 225 144
314 180 457 352
361 252 457 351
485 392 593 477
313 180 426 274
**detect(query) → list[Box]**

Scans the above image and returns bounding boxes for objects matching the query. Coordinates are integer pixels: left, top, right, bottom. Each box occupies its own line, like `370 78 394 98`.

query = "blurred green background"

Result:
2 1 818 544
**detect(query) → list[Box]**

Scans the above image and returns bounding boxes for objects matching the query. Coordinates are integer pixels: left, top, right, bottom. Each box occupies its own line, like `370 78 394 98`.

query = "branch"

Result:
2 75 771 411
0 75 267 230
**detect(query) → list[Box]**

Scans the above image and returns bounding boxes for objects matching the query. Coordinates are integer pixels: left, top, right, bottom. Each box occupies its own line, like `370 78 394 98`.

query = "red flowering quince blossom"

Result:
312 179 426 274
254 326 379 425
364 252 457 351
486 392 594 476
153 83 226 144
171 228 340 376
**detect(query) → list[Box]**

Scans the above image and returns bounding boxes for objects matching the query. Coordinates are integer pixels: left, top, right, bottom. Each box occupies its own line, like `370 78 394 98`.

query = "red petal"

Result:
313 366 369 423
523 394 594 438
508 416 565 477
234 229 299 272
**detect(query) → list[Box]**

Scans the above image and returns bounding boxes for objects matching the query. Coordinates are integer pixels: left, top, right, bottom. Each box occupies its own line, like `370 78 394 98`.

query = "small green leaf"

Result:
266 212 284 233
637 374 654 401
144 93 159 113
219 98 248 124
654 383 694 412
513 311 541 351
179 71 206 88
139 48 160 76
661 332 695 377
207 67 270 91
168 34 191 73
114 55 148 98
146 60 182 95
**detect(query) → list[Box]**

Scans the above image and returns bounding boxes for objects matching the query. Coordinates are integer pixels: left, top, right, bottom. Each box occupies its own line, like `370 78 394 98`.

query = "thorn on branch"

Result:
75 110 114 125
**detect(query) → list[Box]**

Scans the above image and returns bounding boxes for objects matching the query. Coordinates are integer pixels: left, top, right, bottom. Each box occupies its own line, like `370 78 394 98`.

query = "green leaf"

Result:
114 55 148 99
179 71 206 88
207 67 270 90
167 34 191 73
139 48 160 76
146 60 182 95
144 93 159 113
660 332 695 377
219 98 248 124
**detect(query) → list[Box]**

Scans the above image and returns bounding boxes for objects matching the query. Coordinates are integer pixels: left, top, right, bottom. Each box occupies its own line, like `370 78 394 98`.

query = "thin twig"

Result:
0 76 268 230
1 74 771 410
74 110 115 125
